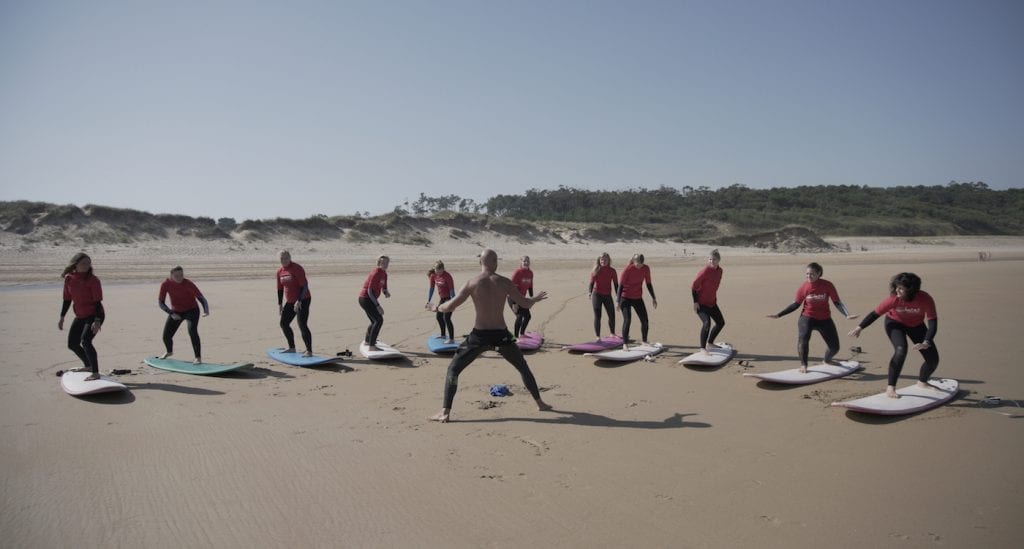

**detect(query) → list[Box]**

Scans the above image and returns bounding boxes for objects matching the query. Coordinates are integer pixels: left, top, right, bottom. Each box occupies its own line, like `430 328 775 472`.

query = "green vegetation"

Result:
1 182 1020 249
481 182 1023 236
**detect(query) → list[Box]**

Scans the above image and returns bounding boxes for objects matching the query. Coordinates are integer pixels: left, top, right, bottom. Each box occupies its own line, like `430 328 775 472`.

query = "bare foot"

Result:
193 357 202 364
430 410 450 423
886 386 901 399
84 373 100 381
302 350 313 358
366 345 380 352
445 338 455 344
799 365 808 373
622 344 629 351
536 399 553 411
283 348 296 353
917 381 940 391
159 352 172 359
824 359 842 366
700 348 712 355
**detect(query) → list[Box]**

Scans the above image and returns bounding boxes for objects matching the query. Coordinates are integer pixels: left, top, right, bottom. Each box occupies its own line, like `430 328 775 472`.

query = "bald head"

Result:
479 248 498 271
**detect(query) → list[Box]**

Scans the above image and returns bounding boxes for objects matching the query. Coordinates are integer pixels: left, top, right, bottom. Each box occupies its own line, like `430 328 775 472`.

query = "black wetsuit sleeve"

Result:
528 287 534 298
94 301 105 322
691 290 700 303
61 300 71 317
298 285 309 301
587 280 594 294
277 289 284 306
776 302 800 317
857 311 881 330
646 283 656 301
924 318 938 343
198 295 210 314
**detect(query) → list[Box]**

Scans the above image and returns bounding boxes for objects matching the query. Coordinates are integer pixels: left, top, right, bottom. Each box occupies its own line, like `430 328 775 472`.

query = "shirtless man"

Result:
429 249 553 423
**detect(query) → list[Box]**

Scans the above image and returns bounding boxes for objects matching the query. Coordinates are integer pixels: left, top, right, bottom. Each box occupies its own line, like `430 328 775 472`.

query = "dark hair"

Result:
61 252 92 278
889 272 922 300
170 265 184 274
806 262 823 276
710 249 721 261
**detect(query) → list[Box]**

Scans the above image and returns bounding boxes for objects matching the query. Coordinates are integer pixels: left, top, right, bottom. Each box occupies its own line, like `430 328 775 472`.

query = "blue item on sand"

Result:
489 384 512 397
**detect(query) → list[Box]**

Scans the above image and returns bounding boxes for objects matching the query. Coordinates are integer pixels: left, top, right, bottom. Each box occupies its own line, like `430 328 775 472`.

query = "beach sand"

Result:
1 236 1022 547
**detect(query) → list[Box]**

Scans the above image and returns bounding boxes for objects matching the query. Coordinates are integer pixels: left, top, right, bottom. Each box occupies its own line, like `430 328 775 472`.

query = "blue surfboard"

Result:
266 348 341 367
427 335 461 354
145 356 253 375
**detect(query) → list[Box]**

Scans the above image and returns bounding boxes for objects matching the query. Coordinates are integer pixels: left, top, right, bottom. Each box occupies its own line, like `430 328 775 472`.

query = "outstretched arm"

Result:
436 282 472 314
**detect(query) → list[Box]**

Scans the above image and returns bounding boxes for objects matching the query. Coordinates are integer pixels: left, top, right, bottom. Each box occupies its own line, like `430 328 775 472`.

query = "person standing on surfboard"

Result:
588 252 619 340
158 266 210 364
425 260 456 344
767 262 857 373
429 249 552 423
359 255 391 352
58 253 105 381
848 272 939 399
618 253 657 349
509 255 534 338
277 250 313 357
691 249 725 354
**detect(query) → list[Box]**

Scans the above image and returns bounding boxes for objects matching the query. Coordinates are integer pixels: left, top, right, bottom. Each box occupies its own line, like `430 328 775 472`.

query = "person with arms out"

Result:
430 249 552 423
58 253 105 381
158 266 210 364
359 255 391 351
425 260 457 344
618 253 658 349
848 272 939 399
692 249 725 354
767 262 857 372
509 255 534 338
588 252 618 340
277 250 313 357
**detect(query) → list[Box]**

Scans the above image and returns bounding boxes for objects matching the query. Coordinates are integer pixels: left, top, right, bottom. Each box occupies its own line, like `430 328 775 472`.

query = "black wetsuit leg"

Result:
697 304 725 348
592 293 615 338
442 329 502 409
436 297 454 338
358 296 383 345
885 319 939 386
280 302 297 349
162 313 185 354
296 298 312 351
68 316 99 375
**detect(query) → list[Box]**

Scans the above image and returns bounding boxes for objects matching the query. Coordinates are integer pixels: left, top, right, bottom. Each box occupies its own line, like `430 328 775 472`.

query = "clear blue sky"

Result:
2 0 1021 221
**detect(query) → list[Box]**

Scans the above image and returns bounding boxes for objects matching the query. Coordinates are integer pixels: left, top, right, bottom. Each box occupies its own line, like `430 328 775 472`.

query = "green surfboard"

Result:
144 356 253 375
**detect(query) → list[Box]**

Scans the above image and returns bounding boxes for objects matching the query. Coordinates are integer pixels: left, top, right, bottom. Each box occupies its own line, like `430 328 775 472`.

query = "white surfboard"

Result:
678 344 736 366
359 341 405 360
744 360 862 385
586 343 664 362
831 378 959 415
61 371 127 396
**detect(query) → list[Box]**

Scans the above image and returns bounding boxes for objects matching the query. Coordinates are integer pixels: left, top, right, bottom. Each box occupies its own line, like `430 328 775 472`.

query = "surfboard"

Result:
830 378 959 415
266 348 341 367
565 334 624 353
677 343 735 366
586 343 665 362
427 335 461 354
743 360 862 385
360 341 405 360
516 332 544 351
144 356 254 375
61 371 127 396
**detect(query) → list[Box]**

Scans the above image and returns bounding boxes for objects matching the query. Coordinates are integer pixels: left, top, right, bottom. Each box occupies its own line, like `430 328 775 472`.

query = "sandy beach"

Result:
2 235 1023 547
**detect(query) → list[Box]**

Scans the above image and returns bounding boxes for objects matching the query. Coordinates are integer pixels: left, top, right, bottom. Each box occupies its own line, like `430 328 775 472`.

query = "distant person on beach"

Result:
359 255 391 351
618 253 658 348
588 252 618 339
277 250 313 356
848 272 939 399
425 260 456 343
767 262 857 372
691 249 725 353
429 249 551 423
157 266 210 364
58 253 105 381
510 255 534 337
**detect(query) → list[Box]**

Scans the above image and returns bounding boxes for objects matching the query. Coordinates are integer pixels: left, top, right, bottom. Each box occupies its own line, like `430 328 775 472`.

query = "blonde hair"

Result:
61 252 92 278
592 252 610 275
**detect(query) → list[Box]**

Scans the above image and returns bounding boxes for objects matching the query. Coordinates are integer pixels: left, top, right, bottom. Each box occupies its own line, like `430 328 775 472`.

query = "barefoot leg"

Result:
886 385 901 399
536 399 553 412
430 409 451 423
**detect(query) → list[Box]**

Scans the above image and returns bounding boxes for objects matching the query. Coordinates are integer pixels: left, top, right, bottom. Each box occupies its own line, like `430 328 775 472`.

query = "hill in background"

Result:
2 182 1020 253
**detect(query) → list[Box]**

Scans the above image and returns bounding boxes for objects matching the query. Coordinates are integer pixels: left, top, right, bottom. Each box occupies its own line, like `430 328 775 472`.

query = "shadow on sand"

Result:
453 409 711 429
